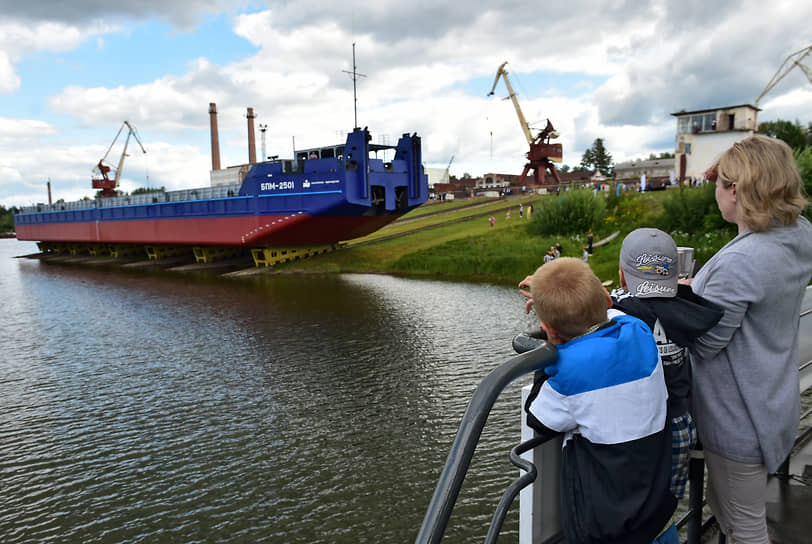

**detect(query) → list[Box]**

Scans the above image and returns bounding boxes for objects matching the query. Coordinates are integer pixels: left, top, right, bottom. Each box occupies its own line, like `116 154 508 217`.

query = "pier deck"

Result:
766 435 812 544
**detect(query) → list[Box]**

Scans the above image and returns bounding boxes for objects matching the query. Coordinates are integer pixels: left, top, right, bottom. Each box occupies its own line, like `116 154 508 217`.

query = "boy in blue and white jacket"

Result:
521 257 676 544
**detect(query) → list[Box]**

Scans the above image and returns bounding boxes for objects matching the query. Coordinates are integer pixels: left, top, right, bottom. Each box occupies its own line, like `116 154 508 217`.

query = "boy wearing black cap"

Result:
611 228 723 502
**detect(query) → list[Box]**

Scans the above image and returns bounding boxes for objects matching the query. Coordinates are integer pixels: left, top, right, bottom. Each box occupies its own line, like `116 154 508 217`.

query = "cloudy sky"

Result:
2 1 811 207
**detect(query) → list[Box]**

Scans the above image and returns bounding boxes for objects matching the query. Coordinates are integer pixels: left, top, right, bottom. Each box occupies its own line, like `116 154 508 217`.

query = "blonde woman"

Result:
689 135 812 544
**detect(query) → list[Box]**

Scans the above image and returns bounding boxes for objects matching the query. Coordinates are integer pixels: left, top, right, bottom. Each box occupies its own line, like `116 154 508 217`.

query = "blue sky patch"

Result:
7 15 257 122
460 70 608 100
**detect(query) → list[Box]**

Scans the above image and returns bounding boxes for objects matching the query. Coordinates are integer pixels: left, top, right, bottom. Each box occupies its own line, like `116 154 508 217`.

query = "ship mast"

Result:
342 43 366 130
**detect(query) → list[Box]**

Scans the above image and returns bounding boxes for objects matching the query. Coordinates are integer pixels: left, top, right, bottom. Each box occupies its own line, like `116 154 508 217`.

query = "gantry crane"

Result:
92 121 147 198
755 45 812 105
488 61 562 186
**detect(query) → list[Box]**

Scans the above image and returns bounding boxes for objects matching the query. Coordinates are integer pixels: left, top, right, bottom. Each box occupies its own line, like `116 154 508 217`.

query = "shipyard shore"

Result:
14 189 742 290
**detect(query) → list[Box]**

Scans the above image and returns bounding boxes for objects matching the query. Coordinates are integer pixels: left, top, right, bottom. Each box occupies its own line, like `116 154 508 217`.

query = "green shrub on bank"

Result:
657 183 732 234
669 229 738 270
529 189 606 236
795 147 812 196
794 148 812 221
604 190 662 232
0 205 16 232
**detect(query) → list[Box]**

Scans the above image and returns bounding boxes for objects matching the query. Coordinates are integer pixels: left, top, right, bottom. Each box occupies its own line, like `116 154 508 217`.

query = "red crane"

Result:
92 121 147 198
488 61 562 186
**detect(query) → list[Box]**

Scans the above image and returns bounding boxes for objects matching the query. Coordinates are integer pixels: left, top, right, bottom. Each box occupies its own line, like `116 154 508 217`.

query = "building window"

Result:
678 117 690 134
704 113 716 131
685 143 692 154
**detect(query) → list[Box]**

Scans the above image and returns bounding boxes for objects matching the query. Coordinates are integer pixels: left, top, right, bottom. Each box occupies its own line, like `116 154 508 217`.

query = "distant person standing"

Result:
519 203 524 218
555 241 563 256
587 231 594 254
582 247 589 262
506 209 511 220
489 216 495 228
528 204 533 218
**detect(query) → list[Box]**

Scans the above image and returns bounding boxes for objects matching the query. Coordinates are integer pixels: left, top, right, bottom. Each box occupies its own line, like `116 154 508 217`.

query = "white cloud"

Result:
3 2 812 207
758 88 812 123
0 19 119 97
0 20 116 60
0 0 236 30
0 52 20 93
0 117 57 144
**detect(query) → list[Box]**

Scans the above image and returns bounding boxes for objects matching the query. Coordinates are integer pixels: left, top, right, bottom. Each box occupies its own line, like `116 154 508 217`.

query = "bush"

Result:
605 185 620 213
529 189 607 236
795 148 812 221
604 190 662 232
670 229 737 270
1 205 18 232
657 184 729 234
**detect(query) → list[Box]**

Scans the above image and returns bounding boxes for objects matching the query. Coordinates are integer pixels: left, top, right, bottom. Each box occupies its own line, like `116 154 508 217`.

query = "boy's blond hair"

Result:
711 134 807 232
530 257 608 340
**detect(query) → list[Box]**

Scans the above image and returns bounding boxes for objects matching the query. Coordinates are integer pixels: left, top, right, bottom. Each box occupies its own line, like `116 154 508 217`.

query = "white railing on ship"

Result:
19 184 243 214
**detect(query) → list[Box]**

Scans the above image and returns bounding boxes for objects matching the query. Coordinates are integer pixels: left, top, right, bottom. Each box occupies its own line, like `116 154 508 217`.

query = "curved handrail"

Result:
485 434 556 544
415 342 558 544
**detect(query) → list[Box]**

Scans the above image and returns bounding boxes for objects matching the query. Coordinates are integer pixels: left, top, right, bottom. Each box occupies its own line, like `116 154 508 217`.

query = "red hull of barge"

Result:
14 214 400 247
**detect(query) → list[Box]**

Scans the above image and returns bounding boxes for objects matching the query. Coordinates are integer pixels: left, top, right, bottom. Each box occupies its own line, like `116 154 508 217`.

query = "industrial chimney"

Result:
209 103 221 171
247 107 257 164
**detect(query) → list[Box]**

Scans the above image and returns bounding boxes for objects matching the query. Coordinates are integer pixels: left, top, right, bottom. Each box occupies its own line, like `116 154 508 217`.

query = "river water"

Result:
0 239 541 544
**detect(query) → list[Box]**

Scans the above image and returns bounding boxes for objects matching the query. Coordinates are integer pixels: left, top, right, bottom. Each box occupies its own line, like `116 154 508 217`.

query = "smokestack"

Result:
47 179 52 205
209 102 221 171
247 107 257 164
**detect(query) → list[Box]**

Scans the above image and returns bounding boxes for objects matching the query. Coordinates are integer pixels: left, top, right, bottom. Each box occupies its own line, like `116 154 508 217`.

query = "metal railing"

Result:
415 343 557 544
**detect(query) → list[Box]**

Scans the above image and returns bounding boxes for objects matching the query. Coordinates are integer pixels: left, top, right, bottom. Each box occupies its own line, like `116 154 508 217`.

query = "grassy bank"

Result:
270 188 738 288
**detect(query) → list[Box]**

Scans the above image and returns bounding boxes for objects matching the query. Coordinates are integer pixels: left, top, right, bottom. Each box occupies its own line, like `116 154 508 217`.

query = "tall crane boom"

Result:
488 61 534 145
755 45 812 105
444 155 454 183
92 121 147 198
487 61 563 186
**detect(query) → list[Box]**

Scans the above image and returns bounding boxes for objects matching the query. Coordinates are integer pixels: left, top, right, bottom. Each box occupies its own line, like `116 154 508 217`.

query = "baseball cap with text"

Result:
620 228 678 298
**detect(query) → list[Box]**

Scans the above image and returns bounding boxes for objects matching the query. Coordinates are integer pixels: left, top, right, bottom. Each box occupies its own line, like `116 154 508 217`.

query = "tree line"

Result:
559 139 674 177
759 119 812 196
1 205 19 233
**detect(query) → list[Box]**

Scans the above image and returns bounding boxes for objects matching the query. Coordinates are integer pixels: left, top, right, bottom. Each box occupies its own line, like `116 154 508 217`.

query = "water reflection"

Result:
0 240 539 543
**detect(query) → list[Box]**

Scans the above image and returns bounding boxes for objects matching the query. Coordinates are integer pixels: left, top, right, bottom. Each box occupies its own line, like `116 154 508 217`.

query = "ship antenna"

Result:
342 42 366 130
